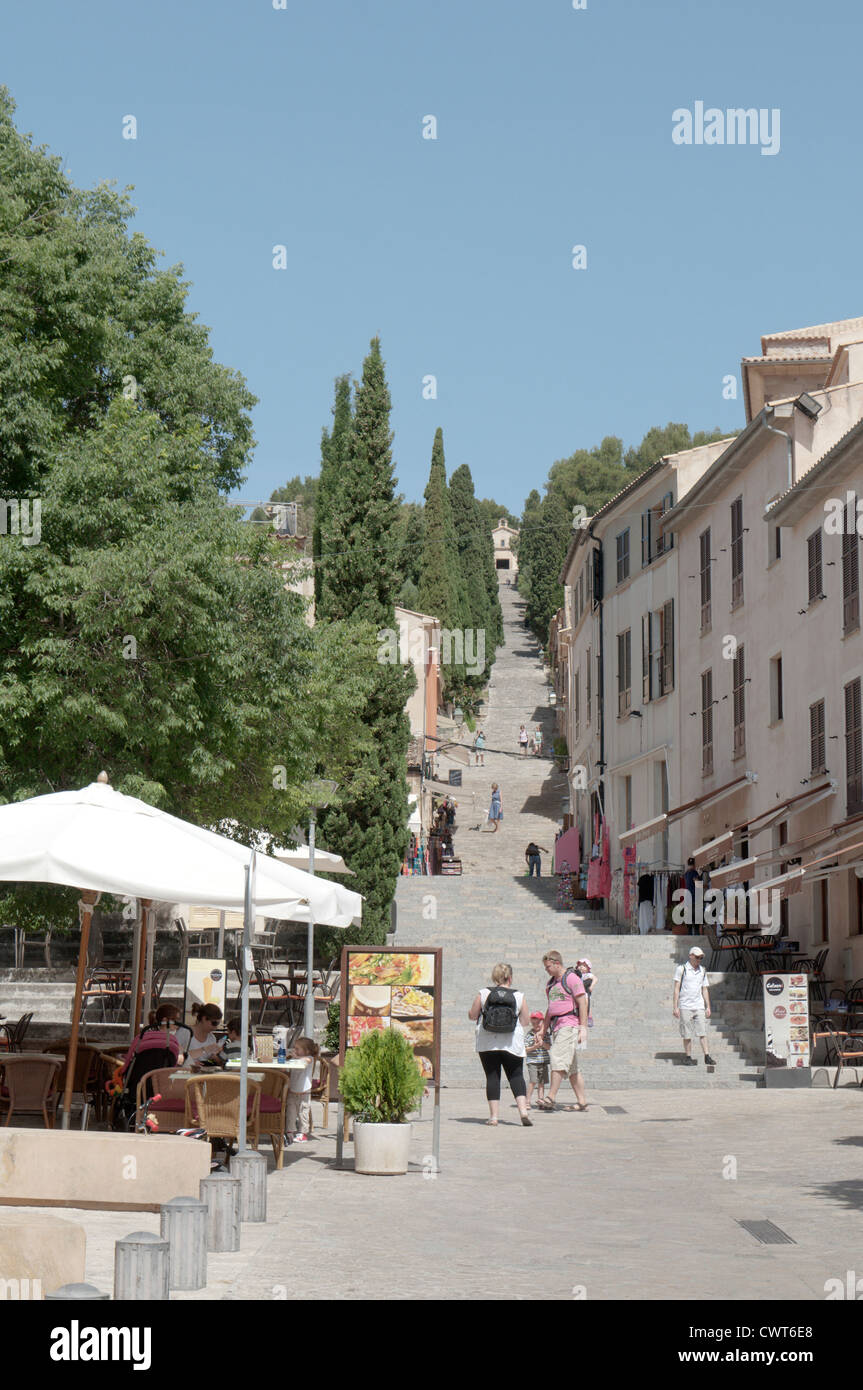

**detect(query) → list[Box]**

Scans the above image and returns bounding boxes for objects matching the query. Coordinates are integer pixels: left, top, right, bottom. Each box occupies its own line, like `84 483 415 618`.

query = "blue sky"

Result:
6 0 863 512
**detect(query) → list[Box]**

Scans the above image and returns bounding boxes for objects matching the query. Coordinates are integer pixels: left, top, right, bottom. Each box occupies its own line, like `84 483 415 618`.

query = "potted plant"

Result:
340 1028 425 1175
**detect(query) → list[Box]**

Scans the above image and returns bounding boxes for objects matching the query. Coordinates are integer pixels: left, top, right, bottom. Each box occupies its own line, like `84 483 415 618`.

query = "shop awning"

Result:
692 830 734 870
707 856 758 889
753 866 805 899
618 813 669 848
748 780 837 836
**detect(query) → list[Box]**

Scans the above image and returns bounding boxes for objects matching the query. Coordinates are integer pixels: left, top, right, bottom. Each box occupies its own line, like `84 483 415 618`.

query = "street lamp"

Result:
303 779 338 1037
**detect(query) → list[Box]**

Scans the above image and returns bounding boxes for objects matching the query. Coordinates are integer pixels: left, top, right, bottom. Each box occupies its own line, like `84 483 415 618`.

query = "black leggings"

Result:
480 1050 527 1102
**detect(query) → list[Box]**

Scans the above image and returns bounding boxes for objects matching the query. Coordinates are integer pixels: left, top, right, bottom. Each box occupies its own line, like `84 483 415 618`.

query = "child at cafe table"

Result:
285 1036 320 1143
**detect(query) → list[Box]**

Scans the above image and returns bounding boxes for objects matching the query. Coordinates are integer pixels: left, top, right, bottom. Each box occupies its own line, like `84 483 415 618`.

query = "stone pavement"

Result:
35 1084 863 1301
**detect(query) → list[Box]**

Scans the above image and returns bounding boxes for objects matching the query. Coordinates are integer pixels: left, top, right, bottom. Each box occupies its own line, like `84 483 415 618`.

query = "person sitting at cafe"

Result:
185 1002 224 1066
119 1004 182 1073
217 1017 245 1065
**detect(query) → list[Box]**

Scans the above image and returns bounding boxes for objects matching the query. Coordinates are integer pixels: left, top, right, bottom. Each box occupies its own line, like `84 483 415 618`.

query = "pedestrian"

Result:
672 946 715 1067
533 726 543 757
525 1011 550 1109
518 724 529 755
468 963 533 1126
683 856 701 926
575 957 597 1027
474 728 486 767
524 841 549 877
539 951 589 1111
488 783 503 832
286 1036 320 1142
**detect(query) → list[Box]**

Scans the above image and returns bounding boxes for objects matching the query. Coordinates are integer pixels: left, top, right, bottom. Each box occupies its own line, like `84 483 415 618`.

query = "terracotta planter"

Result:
353 1121 412 1175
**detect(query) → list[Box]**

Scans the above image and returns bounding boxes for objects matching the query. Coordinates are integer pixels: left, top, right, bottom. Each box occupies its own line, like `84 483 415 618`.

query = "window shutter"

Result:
700 528 712 628
701 669 713 775
846 679 863 815
810 700 825 776
641 511 650 568
808 530 823 604
843 496 860 632
731 499 744 605
642 613 651 702
661 599 674 694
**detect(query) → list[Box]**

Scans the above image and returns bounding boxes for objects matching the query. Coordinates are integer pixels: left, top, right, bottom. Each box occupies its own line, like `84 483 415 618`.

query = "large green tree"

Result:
312 374 352 605
315 340 413 944
417 429 470 694
449 463 502 681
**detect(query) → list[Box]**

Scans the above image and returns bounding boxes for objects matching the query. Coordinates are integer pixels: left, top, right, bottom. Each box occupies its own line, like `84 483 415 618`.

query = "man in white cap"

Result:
672 947 715 1067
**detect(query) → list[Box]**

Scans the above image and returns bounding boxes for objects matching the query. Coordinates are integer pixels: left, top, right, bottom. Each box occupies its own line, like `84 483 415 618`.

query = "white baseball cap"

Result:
689 946 704 957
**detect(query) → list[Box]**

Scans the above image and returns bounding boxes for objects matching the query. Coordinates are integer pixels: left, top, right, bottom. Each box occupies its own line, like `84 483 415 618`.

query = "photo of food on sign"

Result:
348 952 435 986
391 985 434 1018
393 1018 434 1048
349 986 391 1017
790 1025 809 1041
347 1016 390 1047
415 1053 434 1080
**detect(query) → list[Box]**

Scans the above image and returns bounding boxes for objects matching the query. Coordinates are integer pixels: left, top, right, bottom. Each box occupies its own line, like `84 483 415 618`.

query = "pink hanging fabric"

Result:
554 827 580 875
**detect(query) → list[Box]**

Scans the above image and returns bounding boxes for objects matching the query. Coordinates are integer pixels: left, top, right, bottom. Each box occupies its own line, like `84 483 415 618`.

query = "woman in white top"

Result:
185 1003 223 1065
468 963 533 1127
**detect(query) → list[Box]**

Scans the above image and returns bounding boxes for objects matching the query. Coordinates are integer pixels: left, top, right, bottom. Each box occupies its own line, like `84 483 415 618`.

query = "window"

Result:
699 528 712 630
732 644 746 756
810 699 826 776
659 599 674 695
774 524 782 561
769 655 783 724
701 669 714 777
845 678 863 817
574 672 580 741
617 629 631 716
586 649 592 724
777 821 789 937
616 529 630 584
641 493 674 567
731 498 744 607
642 612 655 702
642 601 674 700
807 529 823 604
620 775 632 832
843 495 860 633
587 556 593 606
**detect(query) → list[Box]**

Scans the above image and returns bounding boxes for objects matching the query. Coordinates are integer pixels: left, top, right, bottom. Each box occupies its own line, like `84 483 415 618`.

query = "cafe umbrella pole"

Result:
238 850 256 1152
304 815 317 1039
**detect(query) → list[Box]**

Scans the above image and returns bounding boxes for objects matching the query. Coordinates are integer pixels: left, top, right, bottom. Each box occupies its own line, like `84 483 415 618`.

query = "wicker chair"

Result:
43 1041 103 1128
185 1074 262 1149
133 1066 190 1133
254 1070 291 1169
0 1012 35 1053
308 1055 331 1133
0 1054 62 1127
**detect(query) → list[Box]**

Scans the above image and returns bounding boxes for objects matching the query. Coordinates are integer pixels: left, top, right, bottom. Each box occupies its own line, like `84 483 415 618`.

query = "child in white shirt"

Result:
286 1036 319 1143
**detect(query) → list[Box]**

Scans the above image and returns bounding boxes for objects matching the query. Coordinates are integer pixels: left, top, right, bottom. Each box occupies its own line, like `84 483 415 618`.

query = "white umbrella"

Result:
0 781 362 1130
271 845 354 875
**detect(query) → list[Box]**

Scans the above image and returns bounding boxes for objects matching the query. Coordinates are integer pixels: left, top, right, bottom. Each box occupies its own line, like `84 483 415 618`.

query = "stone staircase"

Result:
394 874 764 1089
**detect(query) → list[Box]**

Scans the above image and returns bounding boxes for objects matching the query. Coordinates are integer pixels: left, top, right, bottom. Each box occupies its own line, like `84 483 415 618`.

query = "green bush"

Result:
324 1002 340 1052
339 1028 425 1124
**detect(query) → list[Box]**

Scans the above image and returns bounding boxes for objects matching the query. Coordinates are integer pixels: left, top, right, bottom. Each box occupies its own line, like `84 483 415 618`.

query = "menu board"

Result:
340 947 442 1086
184 957 227 1027
763 972 810 1069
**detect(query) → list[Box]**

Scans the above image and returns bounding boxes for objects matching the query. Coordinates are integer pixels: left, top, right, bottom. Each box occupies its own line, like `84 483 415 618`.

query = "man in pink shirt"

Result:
540 950 589 1111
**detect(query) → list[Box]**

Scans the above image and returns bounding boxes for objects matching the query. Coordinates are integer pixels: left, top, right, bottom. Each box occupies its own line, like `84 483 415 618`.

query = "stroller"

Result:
111 1041 177 1132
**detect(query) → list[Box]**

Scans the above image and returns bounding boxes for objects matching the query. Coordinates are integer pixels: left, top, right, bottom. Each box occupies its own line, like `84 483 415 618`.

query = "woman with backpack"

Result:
468 963 533 1126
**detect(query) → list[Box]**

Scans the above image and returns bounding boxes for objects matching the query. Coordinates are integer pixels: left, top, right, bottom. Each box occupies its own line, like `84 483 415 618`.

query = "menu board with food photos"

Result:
340 947 442 1088
763 972 810 1069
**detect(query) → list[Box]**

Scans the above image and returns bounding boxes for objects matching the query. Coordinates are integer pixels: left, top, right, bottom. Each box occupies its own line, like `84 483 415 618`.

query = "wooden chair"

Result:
44 1041 103 1128
702 924 742 972
308 1054 330 1133
812 1019 863 1088
791 947 830 1002
184 1075 262 1150
133 1066 190 1133
254 1070 291 1169
0 1012 34 1053
0 1054 62 1127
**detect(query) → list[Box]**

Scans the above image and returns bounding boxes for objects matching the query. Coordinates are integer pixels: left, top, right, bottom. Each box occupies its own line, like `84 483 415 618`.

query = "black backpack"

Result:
482 986 519 1033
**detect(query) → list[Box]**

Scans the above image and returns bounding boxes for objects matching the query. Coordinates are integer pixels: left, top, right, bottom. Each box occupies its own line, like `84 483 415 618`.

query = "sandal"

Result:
485 1119 499 1126
538 1099 555 1111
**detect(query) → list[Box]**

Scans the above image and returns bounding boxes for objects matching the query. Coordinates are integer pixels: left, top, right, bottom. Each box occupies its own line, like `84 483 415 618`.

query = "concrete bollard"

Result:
160 1196 208 1291
114 1231 170 1301
199 1172 241 1252
230 1149 268 1223
46 1283 110 1301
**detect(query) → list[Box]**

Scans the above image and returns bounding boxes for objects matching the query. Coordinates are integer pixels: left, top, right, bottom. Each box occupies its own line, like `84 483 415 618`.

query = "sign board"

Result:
340 947 442 1088
184 957 227 1027
763 972 810 1070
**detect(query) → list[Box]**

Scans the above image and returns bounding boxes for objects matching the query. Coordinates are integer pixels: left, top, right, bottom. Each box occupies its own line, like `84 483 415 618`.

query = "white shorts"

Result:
549 1026 581 1076
679 1009 706 1040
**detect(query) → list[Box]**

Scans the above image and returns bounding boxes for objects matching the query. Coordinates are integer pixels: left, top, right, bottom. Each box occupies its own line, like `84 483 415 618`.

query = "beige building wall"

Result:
492 520 519 577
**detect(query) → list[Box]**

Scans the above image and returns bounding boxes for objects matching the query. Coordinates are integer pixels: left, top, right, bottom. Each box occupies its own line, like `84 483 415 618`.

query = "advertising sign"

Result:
184 957 227 1026
340 947 442 1086
763 972 810 1070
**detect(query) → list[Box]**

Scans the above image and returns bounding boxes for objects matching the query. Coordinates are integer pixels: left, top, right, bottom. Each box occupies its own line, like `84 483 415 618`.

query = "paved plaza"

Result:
31 1084 863 1302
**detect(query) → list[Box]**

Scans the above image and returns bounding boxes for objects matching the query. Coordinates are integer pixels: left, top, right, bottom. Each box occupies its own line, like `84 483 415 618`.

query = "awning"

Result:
707 857 758 889
753 866 805 899
618 813 668 848
748 780 837 836
693 831 734 870
676 771 757 819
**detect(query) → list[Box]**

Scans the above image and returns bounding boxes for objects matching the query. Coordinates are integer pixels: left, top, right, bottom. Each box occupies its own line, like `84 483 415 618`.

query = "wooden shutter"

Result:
845 679 863 816
661 492 674 552
700 528 711 629
586 648 591 723
731 499 744 606
641 511 651 567
843 496 860 632
701 669 713 776
810 700 825 776
807 529 823 604
733 645 745 756
575 672 580 740
661 599 674 694
641 613 652 703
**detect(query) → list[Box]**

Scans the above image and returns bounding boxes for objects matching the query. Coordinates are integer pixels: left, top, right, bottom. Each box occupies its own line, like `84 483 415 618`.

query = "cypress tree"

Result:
417 428 469 693
314 374 351 607
315 339 412 944
449 463 500 681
